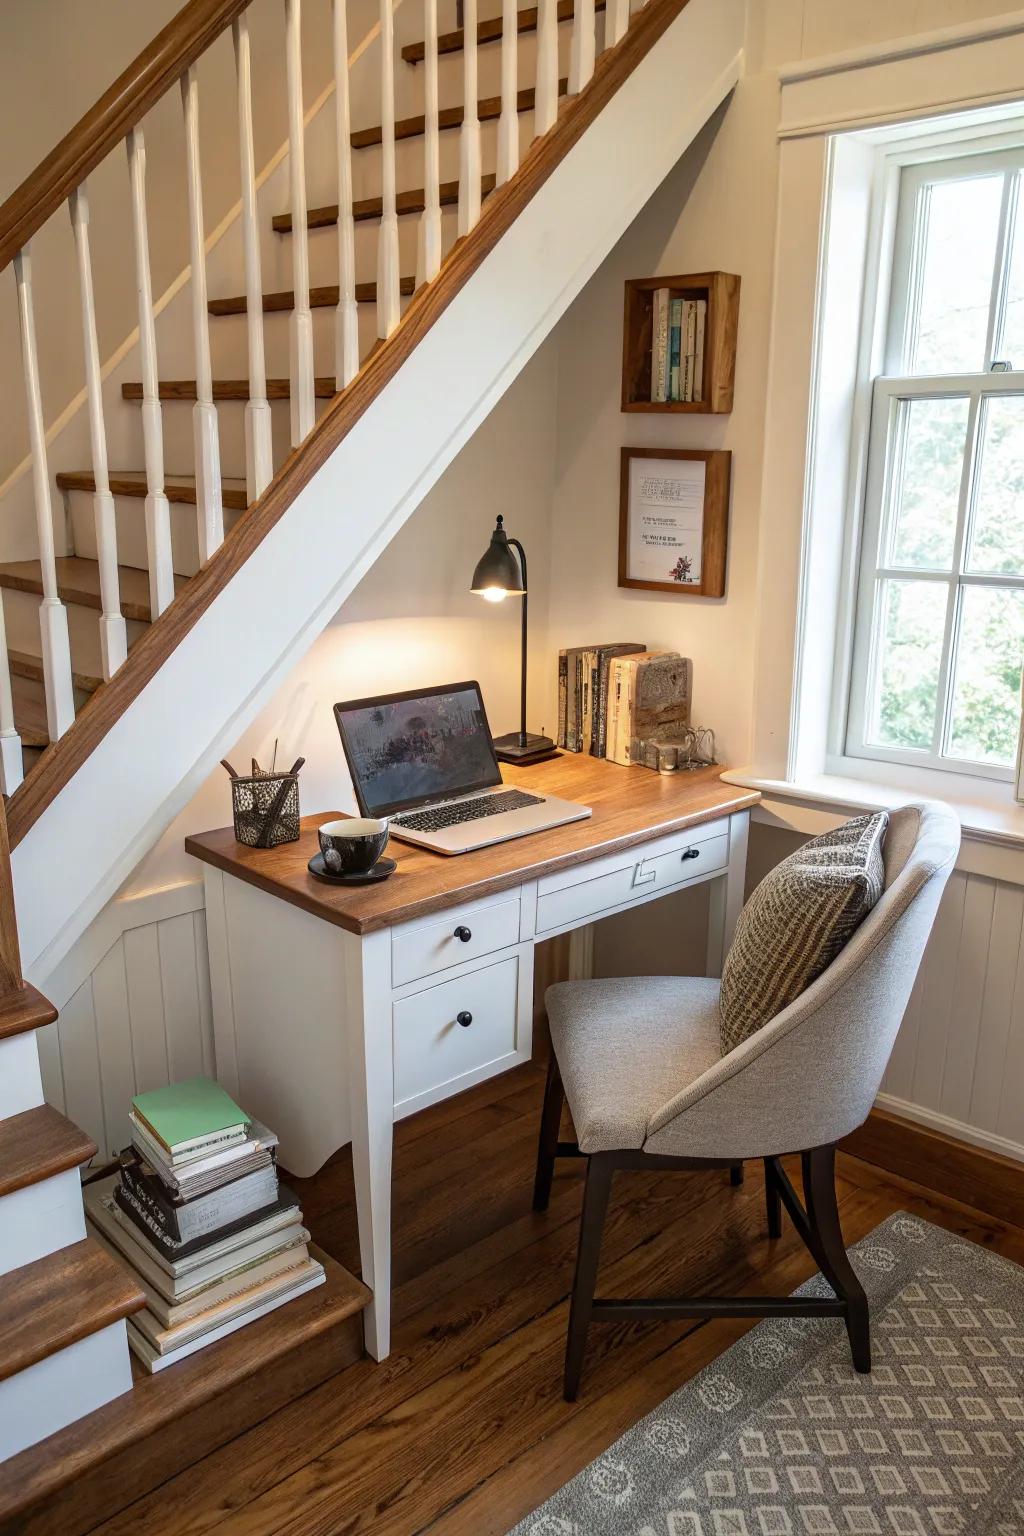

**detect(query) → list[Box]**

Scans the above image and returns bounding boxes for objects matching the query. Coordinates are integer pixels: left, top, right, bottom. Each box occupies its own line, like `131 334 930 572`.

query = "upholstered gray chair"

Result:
533 801 960 1399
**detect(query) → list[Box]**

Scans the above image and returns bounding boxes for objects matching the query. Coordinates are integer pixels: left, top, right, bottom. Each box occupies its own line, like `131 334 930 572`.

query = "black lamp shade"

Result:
470 515 525 595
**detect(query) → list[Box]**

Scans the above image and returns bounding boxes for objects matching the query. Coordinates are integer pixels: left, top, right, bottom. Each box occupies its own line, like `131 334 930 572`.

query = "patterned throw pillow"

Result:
719 811 889 1056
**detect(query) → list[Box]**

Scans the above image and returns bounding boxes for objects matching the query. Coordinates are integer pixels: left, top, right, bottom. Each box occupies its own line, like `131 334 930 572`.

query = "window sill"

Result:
720 766 1024 853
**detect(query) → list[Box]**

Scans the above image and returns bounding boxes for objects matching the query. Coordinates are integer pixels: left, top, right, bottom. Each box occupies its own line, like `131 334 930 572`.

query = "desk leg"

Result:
343 928 394 1361
706 810 750 977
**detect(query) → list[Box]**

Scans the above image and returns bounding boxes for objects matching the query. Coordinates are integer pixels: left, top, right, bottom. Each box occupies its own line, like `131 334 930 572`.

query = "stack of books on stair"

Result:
84 1075 324 1373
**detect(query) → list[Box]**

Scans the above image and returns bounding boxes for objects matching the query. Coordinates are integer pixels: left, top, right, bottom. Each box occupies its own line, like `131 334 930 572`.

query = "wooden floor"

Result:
84 1058 1024 1536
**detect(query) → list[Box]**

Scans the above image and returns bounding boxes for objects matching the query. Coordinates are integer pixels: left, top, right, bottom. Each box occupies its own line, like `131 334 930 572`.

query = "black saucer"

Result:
307 853 397 886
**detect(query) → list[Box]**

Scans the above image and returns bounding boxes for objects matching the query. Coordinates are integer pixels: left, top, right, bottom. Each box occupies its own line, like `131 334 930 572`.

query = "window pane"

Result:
998 177 1024 366
867 579 948 751
887 396 969 570
947 586 1024 766
967 395 1024 575
910 175 1003 375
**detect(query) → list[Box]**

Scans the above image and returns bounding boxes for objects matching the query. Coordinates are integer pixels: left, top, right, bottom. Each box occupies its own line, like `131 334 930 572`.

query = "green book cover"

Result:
132 1077 248 1153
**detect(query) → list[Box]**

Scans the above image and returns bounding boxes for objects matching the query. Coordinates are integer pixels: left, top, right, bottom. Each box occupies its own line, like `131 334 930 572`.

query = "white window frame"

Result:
842 144 1024 786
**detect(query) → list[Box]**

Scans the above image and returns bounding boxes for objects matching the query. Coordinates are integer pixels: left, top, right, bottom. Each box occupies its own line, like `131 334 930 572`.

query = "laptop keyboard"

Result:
391 789 544 834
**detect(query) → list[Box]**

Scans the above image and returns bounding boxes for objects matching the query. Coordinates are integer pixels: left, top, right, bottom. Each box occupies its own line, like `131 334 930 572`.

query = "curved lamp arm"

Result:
508 537 528 746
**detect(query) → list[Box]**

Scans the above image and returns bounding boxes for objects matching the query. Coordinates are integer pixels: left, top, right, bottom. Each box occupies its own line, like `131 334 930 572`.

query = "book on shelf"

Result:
557 650 568 748
590 644 646 757
131 1075 249 1160
650 287 671 403
693 298 706 403
668 297 683 402
126 1261 326 1374
606 652 691 765
682 300 697 402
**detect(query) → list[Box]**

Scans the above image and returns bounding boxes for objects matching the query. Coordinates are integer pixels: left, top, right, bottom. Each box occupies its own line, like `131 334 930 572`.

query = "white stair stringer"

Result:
13 0 745 981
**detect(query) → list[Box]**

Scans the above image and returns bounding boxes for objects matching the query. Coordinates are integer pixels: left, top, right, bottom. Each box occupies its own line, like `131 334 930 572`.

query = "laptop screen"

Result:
334 681 502 817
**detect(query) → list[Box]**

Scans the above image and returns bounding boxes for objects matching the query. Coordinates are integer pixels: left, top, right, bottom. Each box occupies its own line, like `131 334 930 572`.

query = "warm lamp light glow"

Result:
478 586 509 603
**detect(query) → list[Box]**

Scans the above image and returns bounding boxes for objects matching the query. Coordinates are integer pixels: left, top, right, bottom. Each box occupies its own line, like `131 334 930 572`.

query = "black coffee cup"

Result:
318 817 390 876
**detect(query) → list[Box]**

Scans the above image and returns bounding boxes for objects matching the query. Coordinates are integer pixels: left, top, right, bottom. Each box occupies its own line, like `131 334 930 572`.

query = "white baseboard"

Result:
875 1091 1024 1166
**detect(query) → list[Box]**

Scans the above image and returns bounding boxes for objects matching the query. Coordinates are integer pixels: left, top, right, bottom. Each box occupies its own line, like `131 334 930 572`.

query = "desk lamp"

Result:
470 515 555 763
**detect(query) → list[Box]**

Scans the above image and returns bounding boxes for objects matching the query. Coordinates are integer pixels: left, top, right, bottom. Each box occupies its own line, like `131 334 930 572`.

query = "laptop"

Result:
333 681 591 854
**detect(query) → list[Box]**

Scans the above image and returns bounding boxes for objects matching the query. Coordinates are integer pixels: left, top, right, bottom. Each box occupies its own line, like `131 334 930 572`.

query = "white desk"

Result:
186 758 758 1359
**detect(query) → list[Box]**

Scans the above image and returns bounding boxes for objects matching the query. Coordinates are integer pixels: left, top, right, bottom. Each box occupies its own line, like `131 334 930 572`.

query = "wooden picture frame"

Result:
618 447 730 598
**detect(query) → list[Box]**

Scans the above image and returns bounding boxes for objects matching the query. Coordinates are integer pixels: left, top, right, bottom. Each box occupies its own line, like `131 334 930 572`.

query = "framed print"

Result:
618 447 730 597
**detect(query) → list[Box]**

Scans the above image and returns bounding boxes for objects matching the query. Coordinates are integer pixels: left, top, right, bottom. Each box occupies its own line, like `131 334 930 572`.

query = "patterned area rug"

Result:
509 1212 1024 1536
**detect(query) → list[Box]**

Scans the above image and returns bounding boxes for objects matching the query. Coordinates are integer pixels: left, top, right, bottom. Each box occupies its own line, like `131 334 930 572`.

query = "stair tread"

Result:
0 1246 367 1528
122 378 339 402
209 276 416 317
0 1103 96 1199
56 470 249 512
9 649 103 696
350 80 565 149
0 556 185 622
402 0 603 61
0 1237 145 1383
0 981 58 1040
273 173 497 234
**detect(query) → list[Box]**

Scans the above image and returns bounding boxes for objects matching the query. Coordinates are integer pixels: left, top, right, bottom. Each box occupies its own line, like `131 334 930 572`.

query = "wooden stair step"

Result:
0 1247 368 1535
122 378 339 403
56 469 250 513
9 650 101 696
0 1237 145 1384
209 276 416 317
0 1104 96 1200
402 0 604 62
350 80 566 149
0 982 57 1040
273 173 497 233
0 556 182 624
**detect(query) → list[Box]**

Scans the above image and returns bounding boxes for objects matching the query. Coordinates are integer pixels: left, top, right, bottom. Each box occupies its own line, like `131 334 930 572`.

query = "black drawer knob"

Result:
681 847 700 861
454 925 472 942
457 1010 473 1028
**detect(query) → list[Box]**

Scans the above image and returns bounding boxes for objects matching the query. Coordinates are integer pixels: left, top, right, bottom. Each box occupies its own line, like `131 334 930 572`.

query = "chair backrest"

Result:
643 800 961 1160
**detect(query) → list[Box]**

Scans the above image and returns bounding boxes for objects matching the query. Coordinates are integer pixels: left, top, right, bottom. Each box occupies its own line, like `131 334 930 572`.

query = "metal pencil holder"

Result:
231 772 301 849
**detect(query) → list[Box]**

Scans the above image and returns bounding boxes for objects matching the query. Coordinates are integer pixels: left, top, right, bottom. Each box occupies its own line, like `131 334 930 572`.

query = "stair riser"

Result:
199 300 399 385
0 1034 43 1120
0 1319 133 1462
0 1170 87 1278
0 590 148 686
68 493 246 581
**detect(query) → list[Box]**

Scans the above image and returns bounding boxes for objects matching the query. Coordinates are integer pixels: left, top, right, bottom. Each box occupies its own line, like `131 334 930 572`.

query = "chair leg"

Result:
729 1162 744 1187
802 1145 871 1374
533 1052 565 1212
564 1154 614 1401
764 1157 782 1239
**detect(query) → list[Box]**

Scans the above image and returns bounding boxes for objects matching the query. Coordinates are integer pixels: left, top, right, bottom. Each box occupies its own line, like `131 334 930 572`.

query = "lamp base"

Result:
492 731 557 765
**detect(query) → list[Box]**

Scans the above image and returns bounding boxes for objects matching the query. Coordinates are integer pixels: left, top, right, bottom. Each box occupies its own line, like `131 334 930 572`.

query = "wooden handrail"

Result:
6 0 694 850
0 0 252 273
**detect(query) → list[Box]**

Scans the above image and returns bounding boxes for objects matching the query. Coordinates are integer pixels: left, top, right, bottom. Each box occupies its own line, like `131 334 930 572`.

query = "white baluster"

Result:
377 0 401 337
285 0 315 443
606 0 629 48
496 0 518 186
13 247 75 743
0 598 22 795
535 0 559 134
127 127 175 619
569 0 596 93
416 0 442 287
69 185 127 681
233 14 273 501
332 0 359 384
181 67 224 566
457 0 481 235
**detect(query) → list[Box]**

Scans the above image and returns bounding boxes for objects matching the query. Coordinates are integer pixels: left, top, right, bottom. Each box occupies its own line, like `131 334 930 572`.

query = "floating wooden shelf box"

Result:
621 271 740 413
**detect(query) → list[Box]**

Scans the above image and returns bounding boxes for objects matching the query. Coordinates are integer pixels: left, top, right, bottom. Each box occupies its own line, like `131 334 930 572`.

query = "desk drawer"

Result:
391 895 521 987
535 824 729 934
393 955 521 1114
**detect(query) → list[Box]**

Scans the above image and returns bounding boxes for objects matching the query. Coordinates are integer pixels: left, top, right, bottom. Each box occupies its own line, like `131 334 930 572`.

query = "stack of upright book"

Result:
650 288 707 404
557 644 693 765
84 1076 323 1372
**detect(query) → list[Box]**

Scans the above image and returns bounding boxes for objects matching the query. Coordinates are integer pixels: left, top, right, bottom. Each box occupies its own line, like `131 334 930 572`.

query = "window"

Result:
847 149 1024 782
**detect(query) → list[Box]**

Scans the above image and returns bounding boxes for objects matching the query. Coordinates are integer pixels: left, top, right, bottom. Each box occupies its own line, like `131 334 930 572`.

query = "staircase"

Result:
0 0 745 976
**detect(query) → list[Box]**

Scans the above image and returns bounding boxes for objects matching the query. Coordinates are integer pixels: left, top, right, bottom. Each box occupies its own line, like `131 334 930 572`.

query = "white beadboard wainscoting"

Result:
30 828 1024 1171
36 882 213 1163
